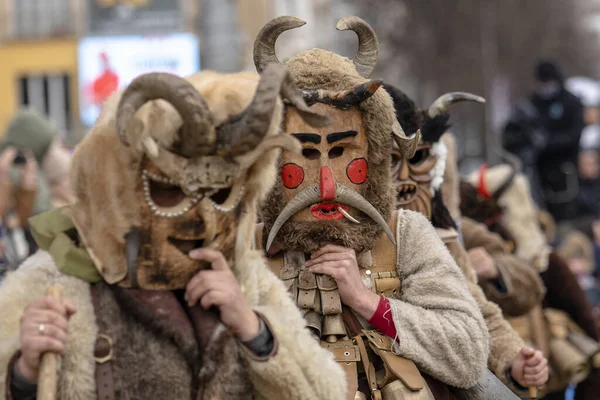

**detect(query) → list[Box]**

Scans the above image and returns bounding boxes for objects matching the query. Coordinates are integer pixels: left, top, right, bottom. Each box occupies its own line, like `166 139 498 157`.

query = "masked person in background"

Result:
255 16 488 400
0 66 348 399
386 84 548 396
502 60 585 222
462 165 600 400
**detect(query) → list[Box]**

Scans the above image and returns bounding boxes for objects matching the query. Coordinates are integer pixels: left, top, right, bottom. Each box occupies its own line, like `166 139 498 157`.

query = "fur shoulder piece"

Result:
0 251 97 399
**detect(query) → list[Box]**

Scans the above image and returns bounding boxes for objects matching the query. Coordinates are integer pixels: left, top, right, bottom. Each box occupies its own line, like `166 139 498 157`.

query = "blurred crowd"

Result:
503 60 600 312
0 110 73 275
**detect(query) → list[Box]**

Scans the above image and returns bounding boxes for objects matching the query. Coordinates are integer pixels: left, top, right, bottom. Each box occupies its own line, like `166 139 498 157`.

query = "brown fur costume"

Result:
0 69 348 399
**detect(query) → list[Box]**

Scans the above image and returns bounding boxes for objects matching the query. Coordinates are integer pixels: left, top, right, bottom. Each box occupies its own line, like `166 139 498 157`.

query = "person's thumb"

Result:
520 346 535 357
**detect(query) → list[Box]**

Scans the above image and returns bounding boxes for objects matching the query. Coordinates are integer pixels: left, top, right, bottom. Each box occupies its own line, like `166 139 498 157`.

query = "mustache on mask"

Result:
266 183 396 251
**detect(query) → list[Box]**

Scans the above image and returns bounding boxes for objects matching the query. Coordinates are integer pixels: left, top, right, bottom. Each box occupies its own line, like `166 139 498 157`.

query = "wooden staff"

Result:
37 286 64 400
529 387 538 399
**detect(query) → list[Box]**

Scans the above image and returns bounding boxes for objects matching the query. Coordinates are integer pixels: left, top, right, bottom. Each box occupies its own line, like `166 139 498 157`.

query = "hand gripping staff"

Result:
37 286 63 400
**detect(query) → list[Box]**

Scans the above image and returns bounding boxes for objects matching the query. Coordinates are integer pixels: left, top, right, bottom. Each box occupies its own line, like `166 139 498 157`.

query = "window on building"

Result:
18 74 72 139
12 0 73 39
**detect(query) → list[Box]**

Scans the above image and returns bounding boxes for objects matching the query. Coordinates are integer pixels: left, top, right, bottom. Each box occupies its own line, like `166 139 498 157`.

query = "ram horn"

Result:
253 16 306 73
116 72 215 157
217 64 330 156
427 92 485 118
336 16 379 78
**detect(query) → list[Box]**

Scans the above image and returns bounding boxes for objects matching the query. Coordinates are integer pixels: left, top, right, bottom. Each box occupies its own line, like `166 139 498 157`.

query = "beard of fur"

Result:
261 161 394 254
397 186 432 219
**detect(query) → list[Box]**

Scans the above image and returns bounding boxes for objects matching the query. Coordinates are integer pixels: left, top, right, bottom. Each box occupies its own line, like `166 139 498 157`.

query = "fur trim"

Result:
421 114 451 144
431 191 457 230
383 84 423 135
389 210 489 388
429 140 447 194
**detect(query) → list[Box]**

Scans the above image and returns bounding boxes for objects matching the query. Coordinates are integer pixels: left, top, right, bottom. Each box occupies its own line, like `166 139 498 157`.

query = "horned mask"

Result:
257 16 420 254
387 85 485 220
69 65 328 289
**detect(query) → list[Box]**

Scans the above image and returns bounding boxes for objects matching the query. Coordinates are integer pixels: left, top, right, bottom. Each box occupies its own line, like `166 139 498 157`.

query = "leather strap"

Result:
355 335 382 400
90 285 116 400
342 306 365 338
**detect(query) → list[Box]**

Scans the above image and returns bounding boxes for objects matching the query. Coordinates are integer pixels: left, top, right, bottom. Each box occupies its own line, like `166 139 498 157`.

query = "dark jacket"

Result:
503 88 585 221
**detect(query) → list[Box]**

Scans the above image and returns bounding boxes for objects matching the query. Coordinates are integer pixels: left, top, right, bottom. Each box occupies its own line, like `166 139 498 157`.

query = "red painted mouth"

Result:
310 203 348 220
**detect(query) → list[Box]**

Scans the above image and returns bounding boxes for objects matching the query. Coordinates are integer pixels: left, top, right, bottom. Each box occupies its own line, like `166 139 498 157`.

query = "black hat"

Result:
535 60 563 83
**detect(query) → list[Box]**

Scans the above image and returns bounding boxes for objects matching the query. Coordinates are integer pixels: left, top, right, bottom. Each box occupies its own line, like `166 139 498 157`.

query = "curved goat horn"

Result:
427 92 485 118
116 72 215 157
302 79 383 109
253 16 306 73
217 64 330 157
492 149 523 200
336 16 379 78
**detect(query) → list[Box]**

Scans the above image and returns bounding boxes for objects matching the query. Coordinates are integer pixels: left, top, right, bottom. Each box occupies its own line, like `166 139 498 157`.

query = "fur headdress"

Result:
70 67 327 284
256 16 419 253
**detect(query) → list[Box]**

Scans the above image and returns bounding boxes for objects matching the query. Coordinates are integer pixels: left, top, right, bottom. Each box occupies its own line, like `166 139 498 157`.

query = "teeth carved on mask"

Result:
143 169 202 218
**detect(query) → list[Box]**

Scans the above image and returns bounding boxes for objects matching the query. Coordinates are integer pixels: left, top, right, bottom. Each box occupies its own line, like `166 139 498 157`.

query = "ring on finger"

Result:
39 323 46 335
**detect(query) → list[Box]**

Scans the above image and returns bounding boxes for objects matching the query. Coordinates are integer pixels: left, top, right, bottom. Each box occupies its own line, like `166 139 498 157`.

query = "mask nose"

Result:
320 166 336 201
398 160 409 181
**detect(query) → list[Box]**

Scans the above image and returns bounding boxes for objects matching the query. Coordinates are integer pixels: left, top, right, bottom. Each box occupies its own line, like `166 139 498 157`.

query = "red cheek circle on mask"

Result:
281 163 304 189
346 158 368 184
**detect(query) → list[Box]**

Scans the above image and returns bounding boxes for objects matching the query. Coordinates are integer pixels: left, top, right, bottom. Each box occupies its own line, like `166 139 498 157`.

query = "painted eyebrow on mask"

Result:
327 130 358 144
291 133 321 144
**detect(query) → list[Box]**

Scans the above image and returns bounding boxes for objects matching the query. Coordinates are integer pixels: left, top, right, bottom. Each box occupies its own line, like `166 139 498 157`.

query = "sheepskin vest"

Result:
257 212 453 400
21 208 253 400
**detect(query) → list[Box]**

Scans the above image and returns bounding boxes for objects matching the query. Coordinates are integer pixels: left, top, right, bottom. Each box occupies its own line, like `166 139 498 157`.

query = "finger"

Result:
311 244 351 259
305 252 349 267
34 296 69 316
199 290 227 310
524 351 544 366
306 263 339 279
23 335 66 356
188 248 230 271
524 359 547 375
25 310 70 332
185 279 212 307
524 369 548 386
185 270 230 300
64 300 77 317
24 151 36 165
24 322 67 343
520 346 535 357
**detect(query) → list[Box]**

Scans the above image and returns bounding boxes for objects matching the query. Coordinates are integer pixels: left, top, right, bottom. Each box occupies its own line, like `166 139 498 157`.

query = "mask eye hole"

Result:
150 181 187 207
328 146 344 159
302 148 321 160
210 187 232 205
409 149 430 165
391 153 401 169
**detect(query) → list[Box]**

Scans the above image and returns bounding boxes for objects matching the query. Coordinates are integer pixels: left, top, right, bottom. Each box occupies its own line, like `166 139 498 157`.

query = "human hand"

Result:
305 244 379 320
467 247 499 280
17 296 77 382
0 147 17 180
511 346 548 388
20 152 38 190
185 248 260 340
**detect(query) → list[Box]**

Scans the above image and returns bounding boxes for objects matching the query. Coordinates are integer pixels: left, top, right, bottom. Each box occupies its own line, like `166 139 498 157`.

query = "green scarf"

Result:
28 207 102 283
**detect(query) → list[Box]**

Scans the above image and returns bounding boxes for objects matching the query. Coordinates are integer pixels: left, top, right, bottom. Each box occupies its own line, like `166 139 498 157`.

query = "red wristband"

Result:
367 296 398 340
